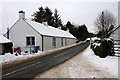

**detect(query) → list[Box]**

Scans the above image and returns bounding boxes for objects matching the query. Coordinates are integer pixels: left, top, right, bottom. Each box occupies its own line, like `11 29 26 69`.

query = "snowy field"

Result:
35 46 118 78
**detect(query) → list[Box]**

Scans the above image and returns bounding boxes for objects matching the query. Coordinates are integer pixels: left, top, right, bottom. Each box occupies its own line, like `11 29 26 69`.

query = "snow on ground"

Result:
0 43 79 64
0 51 43 64
0 49 56 64
35 46 118 78
83 46 118 77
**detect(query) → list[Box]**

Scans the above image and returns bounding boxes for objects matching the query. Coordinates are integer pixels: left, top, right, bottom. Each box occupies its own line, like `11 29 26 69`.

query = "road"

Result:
2 41 90 80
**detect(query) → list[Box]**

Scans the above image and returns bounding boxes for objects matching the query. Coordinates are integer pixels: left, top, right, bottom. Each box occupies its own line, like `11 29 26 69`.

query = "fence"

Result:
113 40 120 55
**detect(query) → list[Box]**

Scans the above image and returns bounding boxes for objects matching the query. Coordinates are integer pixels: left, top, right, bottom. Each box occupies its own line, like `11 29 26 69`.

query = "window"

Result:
26 36 35 46
61 38 63 46
65 38 67 46
52 37 56 47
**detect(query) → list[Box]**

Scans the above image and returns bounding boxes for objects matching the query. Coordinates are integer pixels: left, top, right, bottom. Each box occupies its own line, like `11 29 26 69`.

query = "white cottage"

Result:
0 34 13 54
8 11 76 52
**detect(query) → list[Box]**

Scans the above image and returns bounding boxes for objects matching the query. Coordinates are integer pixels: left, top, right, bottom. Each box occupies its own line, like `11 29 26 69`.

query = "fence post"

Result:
111 40 115 55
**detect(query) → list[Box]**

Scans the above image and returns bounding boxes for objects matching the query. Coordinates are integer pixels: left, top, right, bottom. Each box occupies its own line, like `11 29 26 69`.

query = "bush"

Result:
93 46 99 56
100 40 113 56
98 45 108 58
91 38 113 58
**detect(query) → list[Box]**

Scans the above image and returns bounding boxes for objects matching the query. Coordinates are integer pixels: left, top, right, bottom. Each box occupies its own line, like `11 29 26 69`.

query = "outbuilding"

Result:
0 34 13 55
7 11 76 52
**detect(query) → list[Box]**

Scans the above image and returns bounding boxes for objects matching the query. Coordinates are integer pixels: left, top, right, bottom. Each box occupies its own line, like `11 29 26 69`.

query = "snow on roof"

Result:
0 34 12 43
25 20 75 38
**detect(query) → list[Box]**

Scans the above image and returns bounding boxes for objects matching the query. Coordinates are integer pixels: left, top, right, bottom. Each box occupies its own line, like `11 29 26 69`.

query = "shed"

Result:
0 34 13 54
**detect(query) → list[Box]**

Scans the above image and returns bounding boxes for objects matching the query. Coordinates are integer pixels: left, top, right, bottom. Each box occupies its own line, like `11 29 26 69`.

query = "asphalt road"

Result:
2 41 90 80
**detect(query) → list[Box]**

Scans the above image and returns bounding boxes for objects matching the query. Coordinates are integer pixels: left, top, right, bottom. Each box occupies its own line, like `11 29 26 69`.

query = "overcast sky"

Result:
0 0 119 34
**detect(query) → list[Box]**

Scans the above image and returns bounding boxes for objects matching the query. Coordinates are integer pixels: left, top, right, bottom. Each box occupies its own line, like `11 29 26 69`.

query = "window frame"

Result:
61 38 63 47
65 38 67 46
52 37 56 47
26 36 35 46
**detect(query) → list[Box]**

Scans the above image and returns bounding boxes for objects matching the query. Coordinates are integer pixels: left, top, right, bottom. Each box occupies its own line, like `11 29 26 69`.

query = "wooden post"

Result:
111 40 115 55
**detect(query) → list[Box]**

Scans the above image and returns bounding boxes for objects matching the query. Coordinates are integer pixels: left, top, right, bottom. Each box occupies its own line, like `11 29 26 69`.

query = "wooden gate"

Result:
113 40 120 55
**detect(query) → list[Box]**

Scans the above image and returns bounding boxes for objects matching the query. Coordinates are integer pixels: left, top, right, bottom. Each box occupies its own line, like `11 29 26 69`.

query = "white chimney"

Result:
19 10 25 19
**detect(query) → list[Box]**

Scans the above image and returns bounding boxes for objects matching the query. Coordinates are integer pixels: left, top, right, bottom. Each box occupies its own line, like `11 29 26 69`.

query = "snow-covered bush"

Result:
90 37 114 58
90 37 101 50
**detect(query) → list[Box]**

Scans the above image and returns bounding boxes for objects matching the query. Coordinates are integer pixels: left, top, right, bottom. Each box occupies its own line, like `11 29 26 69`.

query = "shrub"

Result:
91 38 113 58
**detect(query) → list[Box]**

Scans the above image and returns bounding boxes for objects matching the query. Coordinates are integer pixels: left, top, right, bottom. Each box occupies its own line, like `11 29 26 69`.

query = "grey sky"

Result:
0 0 118 34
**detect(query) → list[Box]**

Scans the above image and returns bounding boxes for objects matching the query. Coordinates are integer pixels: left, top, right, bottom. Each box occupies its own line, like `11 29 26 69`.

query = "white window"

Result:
61 38 63 46
26 36 35 46
52 37 56 47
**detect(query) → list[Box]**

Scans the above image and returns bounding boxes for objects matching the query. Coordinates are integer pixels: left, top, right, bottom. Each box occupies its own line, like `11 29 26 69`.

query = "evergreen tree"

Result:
66 21 89 41
32 6 53 26
78 25 89 41
53 8 62 28
32 7 63 28
32 7 45 23
44 7 54 26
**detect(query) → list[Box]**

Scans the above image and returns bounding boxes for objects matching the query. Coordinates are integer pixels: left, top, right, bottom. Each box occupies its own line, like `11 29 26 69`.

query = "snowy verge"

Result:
35 45 118 78
83 46 118 77
1 42 81 66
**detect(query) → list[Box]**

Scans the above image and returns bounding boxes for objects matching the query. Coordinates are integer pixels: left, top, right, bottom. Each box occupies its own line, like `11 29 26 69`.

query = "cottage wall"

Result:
43 36 76 51
43 36 62 51
66 38 75 46
63 38 65 46
43 36 52 51
9 19 42 51
56 37 61 48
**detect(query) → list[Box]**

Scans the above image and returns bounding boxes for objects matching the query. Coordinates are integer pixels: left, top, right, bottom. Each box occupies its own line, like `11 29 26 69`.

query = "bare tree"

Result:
94 10 116 39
